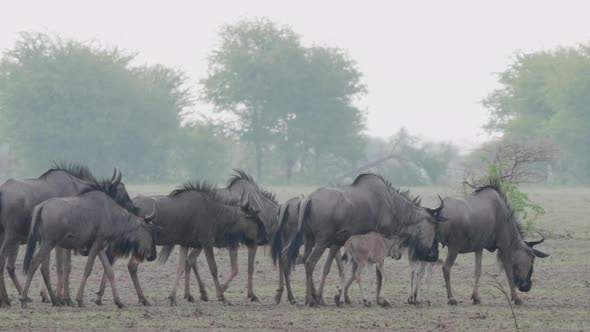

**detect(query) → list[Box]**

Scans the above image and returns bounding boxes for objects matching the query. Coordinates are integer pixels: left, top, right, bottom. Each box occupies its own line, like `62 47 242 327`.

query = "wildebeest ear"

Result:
147 223 162 233
532 249 549 258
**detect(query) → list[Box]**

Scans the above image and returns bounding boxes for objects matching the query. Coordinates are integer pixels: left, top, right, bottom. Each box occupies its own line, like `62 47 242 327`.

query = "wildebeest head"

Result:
235 192 268 245
400 195 446 262
129 205 159 262
512 233 550 292
386 236 403 260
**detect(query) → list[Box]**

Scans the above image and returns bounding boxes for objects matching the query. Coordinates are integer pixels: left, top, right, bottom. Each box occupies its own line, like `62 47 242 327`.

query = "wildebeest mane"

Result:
472 177 524 238
169 180 215 197
40 161 98 182
353 173 422 207
88 178 140 215
226 169 278 205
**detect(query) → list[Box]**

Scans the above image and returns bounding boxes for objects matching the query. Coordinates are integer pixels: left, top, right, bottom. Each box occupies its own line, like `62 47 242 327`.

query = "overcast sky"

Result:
2 0 590 150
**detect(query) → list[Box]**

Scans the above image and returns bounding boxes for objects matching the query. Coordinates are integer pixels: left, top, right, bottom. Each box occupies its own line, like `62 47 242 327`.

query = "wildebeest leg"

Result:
304 244 327 306
283 259 296 305
204 246 229 304
20 242 57 308
94 264 109 306
501 255 522 305
471 249 483 305
61 249 74 306
364 263 374 307
408 260 417 304
354 262 367 306
183 248 195 302
167 246 188 306
5 244 23 297
317 246 339 305
275 258 285 304
75 244 101 308
335 250 344 278
0 234 18 307
376 263 390 307
55 247 64 303
335 259 353 307
128 257 150 306
246 245 259 302
98 251 124 308
220 247 238 294
187 248 208 301
443 249 459 305
39 251 58 306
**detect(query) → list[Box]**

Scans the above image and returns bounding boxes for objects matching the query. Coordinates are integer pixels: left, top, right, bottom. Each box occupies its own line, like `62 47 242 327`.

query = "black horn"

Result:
110 168 117 182
426 195 444 215
144 203 157 222
111 170 122 187
525 232 545 247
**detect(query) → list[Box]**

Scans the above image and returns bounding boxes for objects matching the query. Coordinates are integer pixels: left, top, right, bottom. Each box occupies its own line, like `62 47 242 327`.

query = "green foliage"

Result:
200 18 366 181
487 164 545 233
0 32 192 180
483 46 590 182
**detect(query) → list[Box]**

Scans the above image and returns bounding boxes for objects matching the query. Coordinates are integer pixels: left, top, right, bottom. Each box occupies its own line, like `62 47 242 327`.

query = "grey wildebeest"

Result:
0 162 99 307
20 174 158 308
94 171 276 306
271 196 344 304
334 232 402 307
438 178 550 305
96 181 266 306
281 173 446 306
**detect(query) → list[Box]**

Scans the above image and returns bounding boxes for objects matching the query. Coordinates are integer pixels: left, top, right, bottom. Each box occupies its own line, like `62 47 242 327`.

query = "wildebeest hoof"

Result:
363 300 372 307
472 296 481 305
40 290 49 303
317 297 325 305
407 296 415 305
77 299 85 308
379 300 391 308
249 294 259 302
288 298 297 305
345 296 352 305
19 299 26 309
200 291 209 302
514 298 523 305
185 294 196 303
274 291 282 304
168 296 177 306
63 298 75 307
448 298 458 305
139 298 151 306
334 294 342 307
115 302 125 309
95 298 103 306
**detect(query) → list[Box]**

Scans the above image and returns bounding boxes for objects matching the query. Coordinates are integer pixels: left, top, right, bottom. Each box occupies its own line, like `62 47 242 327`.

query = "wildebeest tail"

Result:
157 245 175 264
286 198 311 269
271 203 290 266
24 205 43 274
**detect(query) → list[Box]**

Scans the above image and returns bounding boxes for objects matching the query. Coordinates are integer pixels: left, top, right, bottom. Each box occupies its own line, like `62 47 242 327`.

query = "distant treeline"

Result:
0 19 587 184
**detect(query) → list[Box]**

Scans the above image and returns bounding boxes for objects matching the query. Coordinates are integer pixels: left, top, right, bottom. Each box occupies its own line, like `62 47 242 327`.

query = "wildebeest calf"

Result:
334 232 402 307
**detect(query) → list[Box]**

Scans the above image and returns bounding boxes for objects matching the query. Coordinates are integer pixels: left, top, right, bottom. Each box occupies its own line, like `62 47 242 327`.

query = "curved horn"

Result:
110 168 117 182
426 195 444 215
111 170 122 187
525 232 545 247
144 203 157 222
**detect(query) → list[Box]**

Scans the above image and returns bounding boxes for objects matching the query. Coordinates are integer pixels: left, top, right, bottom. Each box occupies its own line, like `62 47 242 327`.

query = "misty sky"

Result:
1 0 589 150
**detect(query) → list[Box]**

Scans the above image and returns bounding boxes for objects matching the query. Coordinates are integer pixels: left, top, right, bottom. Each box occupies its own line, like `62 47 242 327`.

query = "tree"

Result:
483 46 590 182
0 32 192 179
200 18 366 181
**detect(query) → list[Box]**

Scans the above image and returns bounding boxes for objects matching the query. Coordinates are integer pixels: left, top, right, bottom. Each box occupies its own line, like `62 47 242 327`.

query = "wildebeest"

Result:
334 232 402 307
97 181 266 306
438 178 550 305
271 196 344 305
19 174 158 308
407 251 434 305
94 172 275 306
0 162 99 307
280 173 446 306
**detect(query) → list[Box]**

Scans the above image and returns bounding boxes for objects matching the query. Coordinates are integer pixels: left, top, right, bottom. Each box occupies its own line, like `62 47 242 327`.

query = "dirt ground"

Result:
0 186 588 331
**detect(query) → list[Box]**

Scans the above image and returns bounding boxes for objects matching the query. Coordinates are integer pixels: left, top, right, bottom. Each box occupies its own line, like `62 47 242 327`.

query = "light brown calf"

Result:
334 232 402 307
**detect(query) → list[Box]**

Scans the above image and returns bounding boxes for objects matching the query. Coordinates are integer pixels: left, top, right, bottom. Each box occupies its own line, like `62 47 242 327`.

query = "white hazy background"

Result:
1 0 590 151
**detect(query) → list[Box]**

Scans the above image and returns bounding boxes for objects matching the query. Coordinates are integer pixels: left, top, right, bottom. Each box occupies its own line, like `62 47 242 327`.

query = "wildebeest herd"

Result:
0 162 549 310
